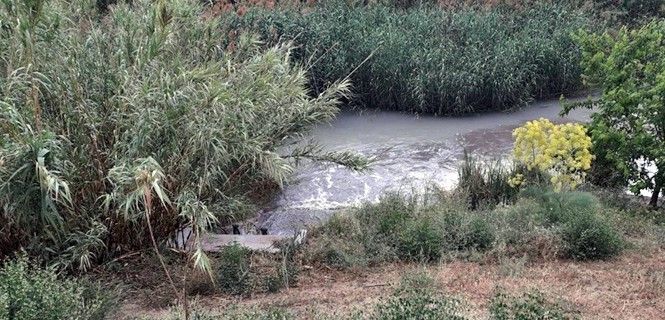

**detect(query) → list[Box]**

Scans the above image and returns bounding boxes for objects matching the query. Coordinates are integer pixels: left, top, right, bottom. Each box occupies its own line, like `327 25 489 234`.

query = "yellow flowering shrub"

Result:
512 118 593 191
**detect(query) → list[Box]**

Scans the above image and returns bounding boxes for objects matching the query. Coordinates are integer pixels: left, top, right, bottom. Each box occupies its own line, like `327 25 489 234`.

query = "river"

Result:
258 97 596 235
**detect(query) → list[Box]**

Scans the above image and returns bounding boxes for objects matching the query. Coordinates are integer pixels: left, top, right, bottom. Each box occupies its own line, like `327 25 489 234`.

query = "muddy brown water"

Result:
258 97 595 235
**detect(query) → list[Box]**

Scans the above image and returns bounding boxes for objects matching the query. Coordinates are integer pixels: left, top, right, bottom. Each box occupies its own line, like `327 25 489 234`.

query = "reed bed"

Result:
222 1 592 114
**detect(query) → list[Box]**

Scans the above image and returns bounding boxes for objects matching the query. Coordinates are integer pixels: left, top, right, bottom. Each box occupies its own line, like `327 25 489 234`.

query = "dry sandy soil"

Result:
115 247 665 319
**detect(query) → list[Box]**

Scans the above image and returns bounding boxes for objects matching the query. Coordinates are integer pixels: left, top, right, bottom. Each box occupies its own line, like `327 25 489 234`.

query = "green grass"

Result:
217 244 253 295
214 239 302 295
305 187 627 269
456 152 521 210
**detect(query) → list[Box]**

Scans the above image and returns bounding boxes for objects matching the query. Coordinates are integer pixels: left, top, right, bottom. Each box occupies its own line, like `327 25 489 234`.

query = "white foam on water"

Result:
261 95 659 234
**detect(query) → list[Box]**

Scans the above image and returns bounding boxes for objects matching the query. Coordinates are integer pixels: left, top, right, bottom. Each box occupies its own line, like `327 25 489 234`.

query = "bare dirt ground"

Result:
115 247 665 319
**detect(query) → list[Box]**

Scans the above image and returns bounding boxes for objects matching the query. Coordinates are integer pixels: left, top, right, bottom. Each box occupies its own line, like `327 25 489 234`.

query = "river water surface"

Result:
259 97 595 235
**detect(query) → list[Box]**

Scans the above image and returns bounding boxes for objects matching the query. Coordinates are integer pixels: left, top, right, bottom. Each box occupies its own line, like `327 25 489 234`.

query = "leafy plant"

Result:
561 211 623 260
512 119 593 192
463 216 495 251
397 217 445 261
490 289 577 320
0 256 114 320
217 244 253 295
0 0 365 270
370 272 466 320
523 189 623 260
164 303 293 320
566 21 665 208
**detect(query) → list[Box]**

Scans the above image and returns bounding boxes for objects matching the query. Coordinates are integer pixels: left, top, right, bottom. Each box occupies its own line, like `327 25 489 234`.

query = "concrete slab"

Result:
194 230 307 253
198 234 285 253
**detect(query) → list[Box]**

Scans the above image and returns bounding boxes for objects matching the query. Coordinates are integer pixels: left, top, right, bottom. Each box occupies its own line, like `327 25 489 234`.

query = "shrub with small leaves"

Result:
0 256 113 320
534 190 598 225
463 216 495 251
490 289 577 320
562 212 623 260
166 304 293 320
371 272 466 320
217 244 253 295
397 218 445 262
525 189 623 260
357 193 416 236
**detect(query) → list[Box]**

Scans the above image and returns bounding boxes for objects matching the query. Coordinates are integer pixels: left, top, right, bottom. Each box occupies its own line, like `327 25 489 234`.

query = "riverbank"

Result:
260 95 595 235
93 184 665 319
104 185 664 319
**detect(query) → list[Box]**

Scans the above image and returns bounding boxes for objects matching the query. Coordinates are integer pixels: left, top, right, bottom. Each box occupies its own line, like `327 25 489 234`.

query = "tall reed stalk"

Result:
0 0 366 273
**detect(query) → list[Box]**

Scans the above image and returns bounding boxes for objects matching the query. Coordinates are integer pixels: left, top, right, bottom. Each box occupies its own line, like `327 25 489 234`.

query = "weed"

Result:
217 244 252 295
397 217 445 262
562 213 623 260
357 193 416 236
370 272 466 320
0 256 114 320
457 152 519 210
489 289 578 320
164 303 293 320
463 216 495 251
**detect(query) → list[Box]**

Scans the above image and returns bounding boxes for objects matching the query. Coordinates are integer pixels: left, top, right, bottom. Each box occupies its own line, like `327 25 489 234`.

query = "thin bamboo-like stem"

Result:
143 187 187 319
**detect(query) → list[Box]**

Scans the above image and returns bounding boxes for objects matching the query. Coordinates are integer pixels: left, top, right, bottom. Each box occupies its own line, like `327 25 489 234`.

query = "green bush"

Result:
522 190 623 260
463 216 495 251
269 239 302 292
0 256 113 320
535 191 599 225
217 241 302 294
562 213 623 260
370 272 466 320
307 188 625 269
624 0 665 20
371 291 466 320
357 193 416 236
397 218 445 261
309 237 369 269
489 289 577 320
436 210 496 252
522 190 624 260
165 304 293 320
217 244 253 295
222 307 293 320
222 1 591 114
491 201 564 260
306 212 384 268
